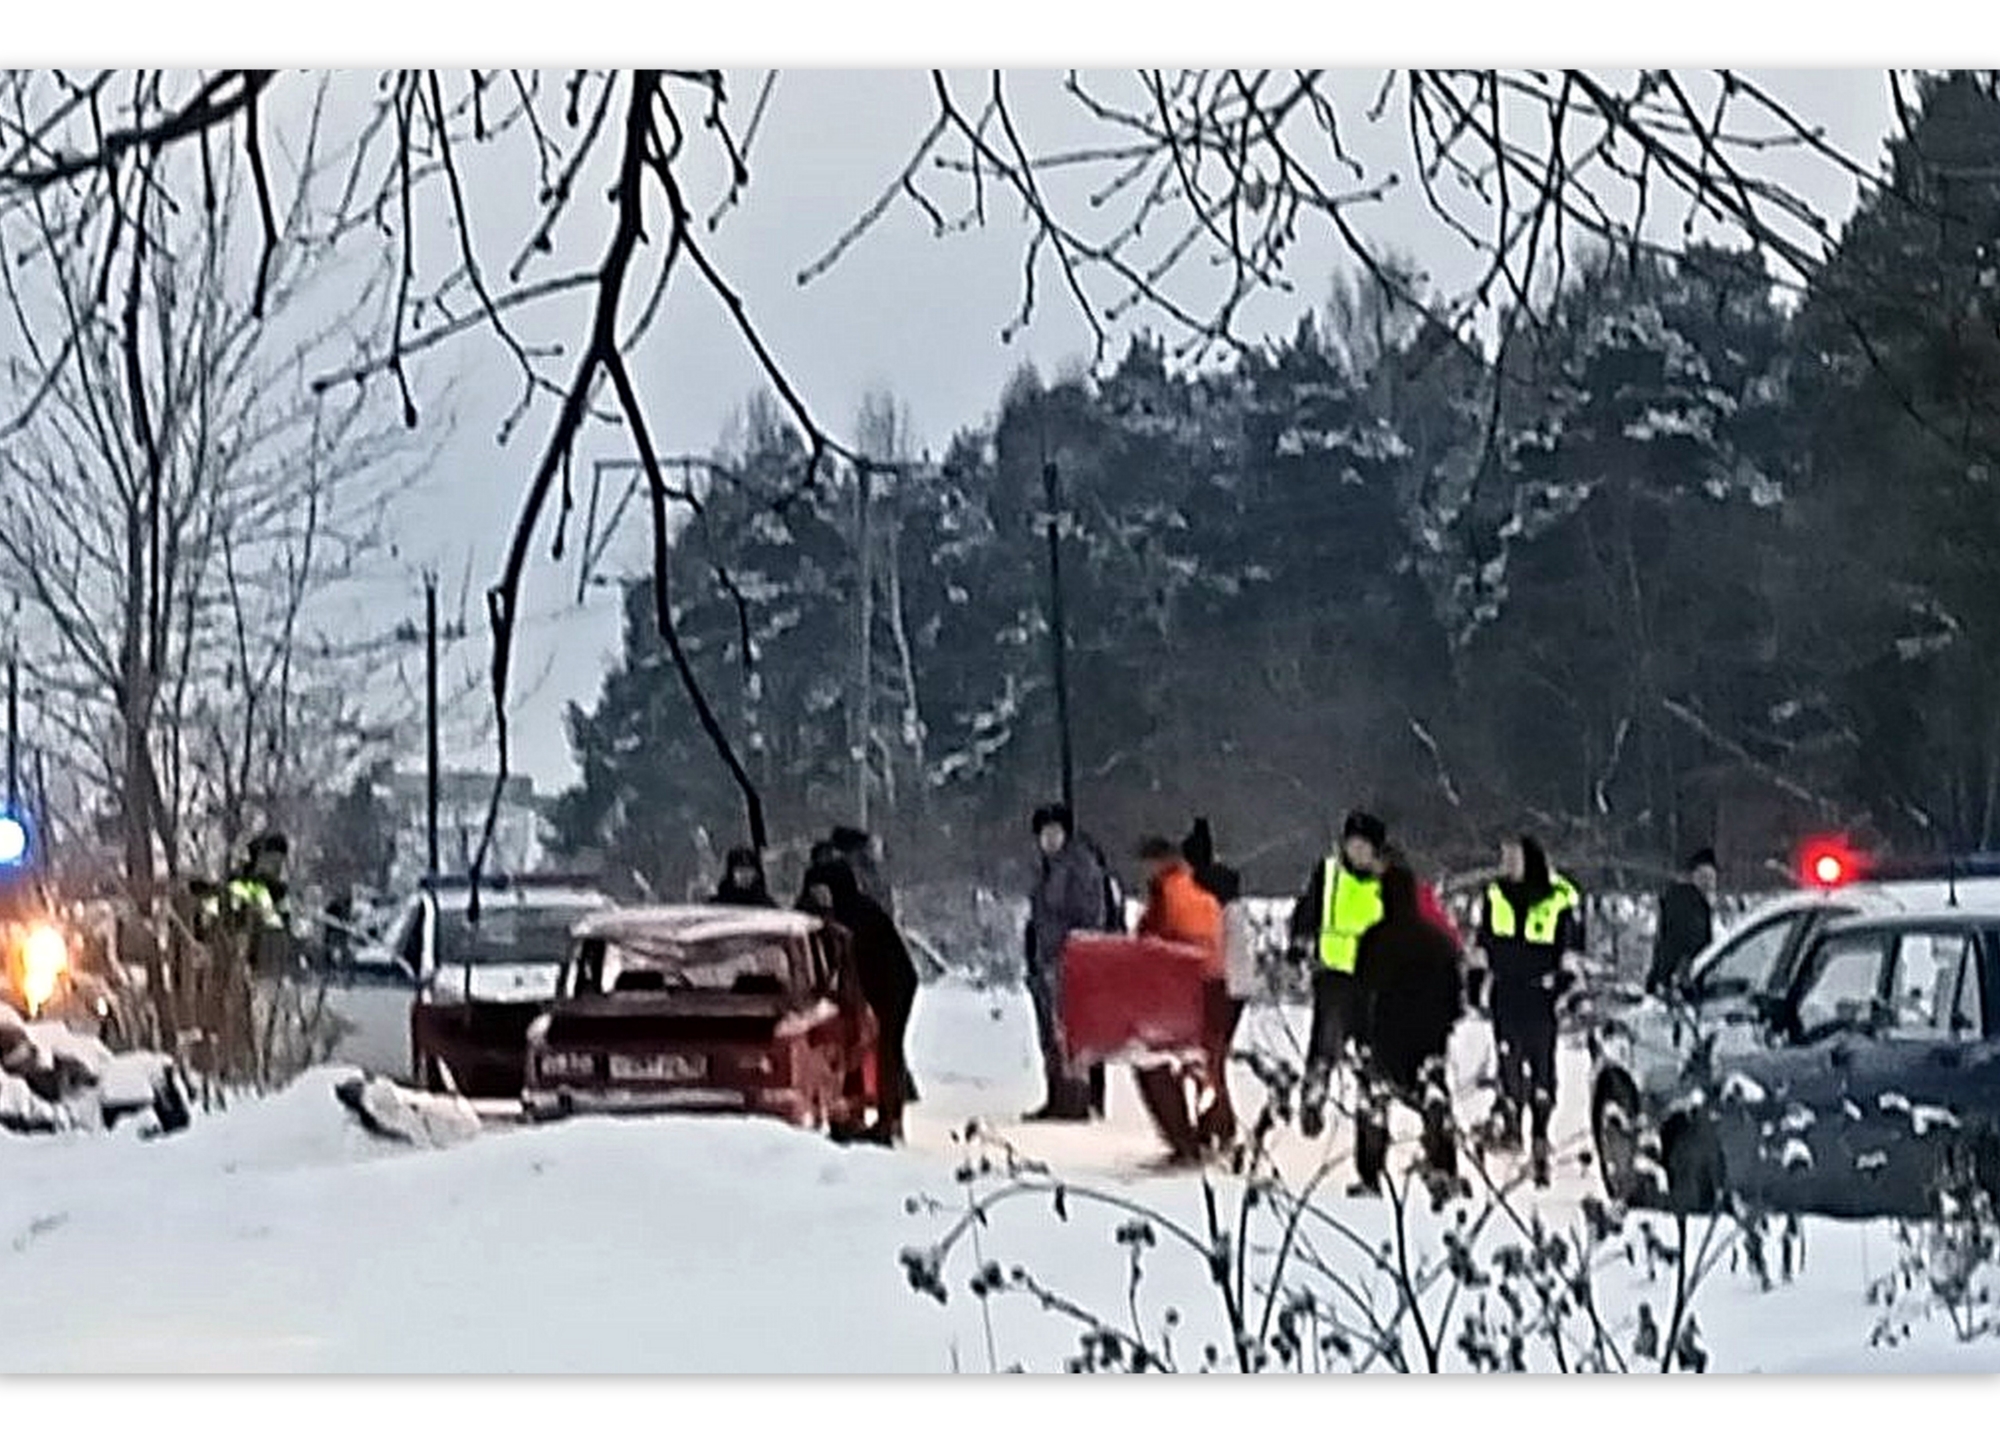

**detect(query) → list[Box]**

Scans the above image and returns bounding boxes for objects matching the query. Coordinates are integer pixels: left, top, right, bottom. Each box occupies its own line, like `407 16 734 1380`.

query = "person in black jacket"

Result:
1472 835 1582 1187
1351 864 1464 1197
1646 848 1717 999
799 858 919 1146
710 846 777 908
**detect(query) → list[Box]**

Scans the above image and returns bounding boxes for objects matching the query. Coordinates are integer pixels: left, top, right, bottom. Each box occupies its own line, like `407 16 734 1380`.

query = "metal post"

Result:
1042 458 1076 819
425 576 440 879
5 654 16 816
854 462 873 831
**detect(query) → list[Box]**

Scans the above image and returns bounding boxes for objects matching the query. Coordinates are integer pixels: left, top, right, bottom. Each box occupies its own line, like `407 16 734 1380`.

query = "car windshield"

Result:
437 906 591 967
566 937 793 997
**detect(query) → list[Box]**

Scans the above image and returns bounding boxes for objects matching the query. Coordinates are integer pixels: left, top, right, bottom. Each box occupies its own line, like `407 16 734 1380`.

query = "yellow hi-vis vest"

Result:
1317 862 1382 974
1484 875 1579 945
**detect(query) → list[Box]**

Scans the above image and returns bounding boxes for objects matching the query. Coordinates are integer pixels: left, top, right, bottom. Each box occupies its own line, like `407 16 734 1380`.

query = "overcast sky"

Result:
369 68 1900 796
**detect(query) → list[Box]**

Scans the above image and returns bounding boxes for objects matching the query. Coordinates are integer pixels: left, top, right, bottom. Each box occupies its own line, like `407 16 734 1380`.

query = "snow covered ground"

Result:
3 980 1996 1373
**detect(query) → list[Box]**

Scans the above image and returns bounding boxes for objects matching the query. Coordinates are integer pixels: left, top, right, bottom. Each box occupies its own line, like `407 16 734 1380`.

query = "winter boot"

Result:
1483 1102 1523 1153
1530 1135 1552 1189
1300 1067 1330 1140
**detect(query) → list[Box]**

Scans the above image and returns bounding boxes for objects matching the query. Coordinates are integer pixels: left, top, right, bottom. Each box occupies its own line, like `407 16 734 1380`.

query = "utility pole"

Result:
425 575 440 879
1042 456 1076 820
854 462 874 830
5 653 16 817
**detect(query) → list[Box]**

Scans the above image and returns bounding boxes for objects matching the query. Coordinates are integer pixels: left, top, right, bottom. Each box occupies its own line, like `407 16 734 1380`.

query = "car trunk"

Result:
542 992 790 1047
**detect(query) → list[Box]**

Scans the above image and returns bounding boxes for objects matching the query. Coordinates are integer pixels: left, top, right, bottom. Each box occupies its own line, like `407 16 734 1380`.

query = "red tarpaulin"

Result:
1058 932 1209 1068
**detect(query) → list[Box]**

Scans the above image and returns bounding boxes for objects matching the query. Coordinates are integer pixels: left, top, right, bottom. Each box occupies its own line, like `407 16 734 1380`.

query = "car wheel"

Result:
1592 1079 1655 1206
1661 1111 1725 1215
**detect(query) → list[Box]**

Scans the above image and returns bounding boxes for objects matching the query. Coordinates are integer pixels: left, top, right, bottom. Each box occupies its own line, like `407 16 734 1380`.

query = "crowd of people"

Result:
704 808 1722 1183
1019 807 1721 1190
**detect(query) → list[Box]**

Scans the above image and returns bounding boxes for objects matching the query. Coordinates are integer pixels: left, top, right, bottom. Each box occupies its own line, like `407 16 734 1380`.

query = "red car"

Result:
521 905 878 1131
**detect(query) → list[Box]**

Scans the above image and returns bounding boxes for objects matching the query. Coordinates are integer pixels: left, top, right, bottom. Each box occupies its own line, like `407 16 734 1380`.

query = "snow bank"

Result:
1 982 1996 1373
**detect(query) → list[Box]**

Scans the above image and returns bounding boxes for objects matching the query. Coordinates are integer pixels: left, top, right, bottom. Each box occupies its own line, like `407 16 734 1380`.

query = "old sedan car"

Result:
521 905 877 1131
1608 908 2000 1218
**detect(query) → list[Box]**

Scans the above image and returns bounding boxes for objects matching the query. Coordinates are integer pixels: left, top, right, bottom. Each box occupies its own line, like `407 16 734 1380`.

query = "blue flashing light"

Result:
0 813 27 868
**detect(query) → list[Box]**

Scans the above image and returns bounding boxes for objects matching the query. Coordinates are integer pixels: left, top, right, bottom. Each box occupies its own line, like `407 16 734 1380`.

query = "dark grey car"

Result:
1622 911 2000 1218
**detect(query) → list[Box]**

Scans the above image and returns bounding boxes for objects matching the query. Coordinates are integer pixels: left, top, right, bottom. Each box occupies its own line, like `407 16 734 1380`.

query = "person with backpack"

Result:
1022 803 1117 1121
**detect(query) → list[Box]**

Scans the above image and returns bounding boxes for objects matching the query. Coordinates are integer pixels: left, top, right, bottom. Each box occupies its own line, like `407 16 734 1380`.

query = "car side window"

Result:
1795 936 1890 1037
1693 912 1802 1000
1953 941 1987 1039
1887 931 1976 1039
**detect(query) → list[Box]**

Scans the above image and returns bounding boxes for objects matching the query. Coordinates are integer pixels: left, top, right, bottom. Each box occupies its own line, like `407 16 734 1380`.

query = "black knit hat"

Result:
1687 847 1718 871
1341 812 1388 851
1031 803 1074 836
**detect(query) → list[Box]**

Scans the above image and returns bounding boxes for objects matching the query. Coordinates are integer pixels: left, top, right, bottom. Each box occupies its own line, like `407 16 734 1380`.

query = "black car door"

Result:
1839 926 1997 1215
1711 930 1891 1215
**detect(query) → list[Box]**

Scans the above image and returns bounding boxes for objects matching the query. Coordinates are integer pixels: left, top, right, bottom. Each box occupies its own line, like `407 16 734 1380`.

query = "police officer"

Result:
1288 812 1389 1140
202 832 292 972
1471 834 1581 1187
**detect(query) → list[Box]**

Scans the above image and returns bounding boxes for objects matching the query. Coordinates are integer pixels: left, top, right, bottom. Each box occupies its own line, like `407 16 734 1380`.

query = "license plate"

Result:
609 1053 706 1083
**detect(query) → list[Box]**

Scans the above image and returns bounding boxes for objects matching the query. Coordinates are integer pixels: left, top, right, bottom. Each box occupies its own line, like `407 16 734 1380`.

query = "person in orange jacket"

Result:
1133 835 1222 1165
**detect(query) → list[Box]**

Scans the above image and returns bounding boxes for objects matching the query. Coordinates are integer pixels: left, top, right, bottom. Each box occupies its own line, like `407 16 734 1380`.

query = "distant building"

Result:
385 770 549 892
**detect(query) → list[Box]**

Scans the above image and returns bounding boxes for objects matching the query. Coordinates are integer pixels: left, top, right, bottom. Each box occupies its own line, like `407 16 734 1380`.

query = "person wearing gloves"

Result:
1471 835 1582 1187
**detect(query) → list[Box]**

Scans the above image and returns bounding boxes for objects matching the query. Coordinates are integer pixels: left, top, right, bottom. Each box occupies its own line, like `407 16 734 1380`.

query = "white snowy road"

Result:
2 980 1995 1372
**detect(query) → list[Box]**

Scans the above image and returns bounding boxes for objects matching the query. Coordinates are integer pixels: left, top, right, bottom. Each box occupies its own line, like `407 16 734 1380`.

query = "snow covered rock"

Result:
333 1073 481 1150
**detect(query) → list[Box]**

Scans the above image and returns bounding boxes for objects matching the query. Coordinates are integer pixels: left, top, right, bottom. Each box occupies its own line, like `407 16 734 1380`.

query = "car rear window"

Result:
574 939 793 995
437 906 592 966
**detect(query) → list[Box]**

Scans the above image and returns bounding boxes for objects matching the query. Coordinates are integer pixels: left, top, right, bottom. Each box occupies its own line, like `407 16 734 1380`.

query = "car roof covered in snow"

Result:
1815 907 2000 936
1686 878 2000 981
571 904 822 947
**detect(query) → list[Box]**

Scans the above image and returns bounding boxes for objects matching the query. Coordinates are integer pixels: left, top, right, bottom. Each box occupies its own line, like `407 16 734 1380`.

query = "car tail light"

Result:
537 1051 597 1079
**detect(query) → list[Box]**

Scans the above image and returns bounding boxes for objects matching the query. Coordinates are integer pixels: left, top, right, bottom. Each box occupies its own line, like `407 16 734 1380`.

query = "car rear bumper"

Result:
523 1085 809 1124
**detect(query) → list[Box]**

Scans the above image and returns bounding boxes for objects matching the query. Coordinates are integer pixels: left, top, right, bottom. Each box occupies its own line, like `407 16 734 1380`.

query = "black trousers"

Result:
1491 988 1559 1141
1355 1053 1457 1190
1025 968 1105 1113
1303 969 1357 1096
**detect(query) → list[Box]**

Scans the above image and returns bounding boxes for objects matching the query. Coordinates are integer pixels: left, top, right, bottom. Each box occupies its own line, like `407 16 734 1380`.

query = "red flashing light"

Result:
1799 837 1861 889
